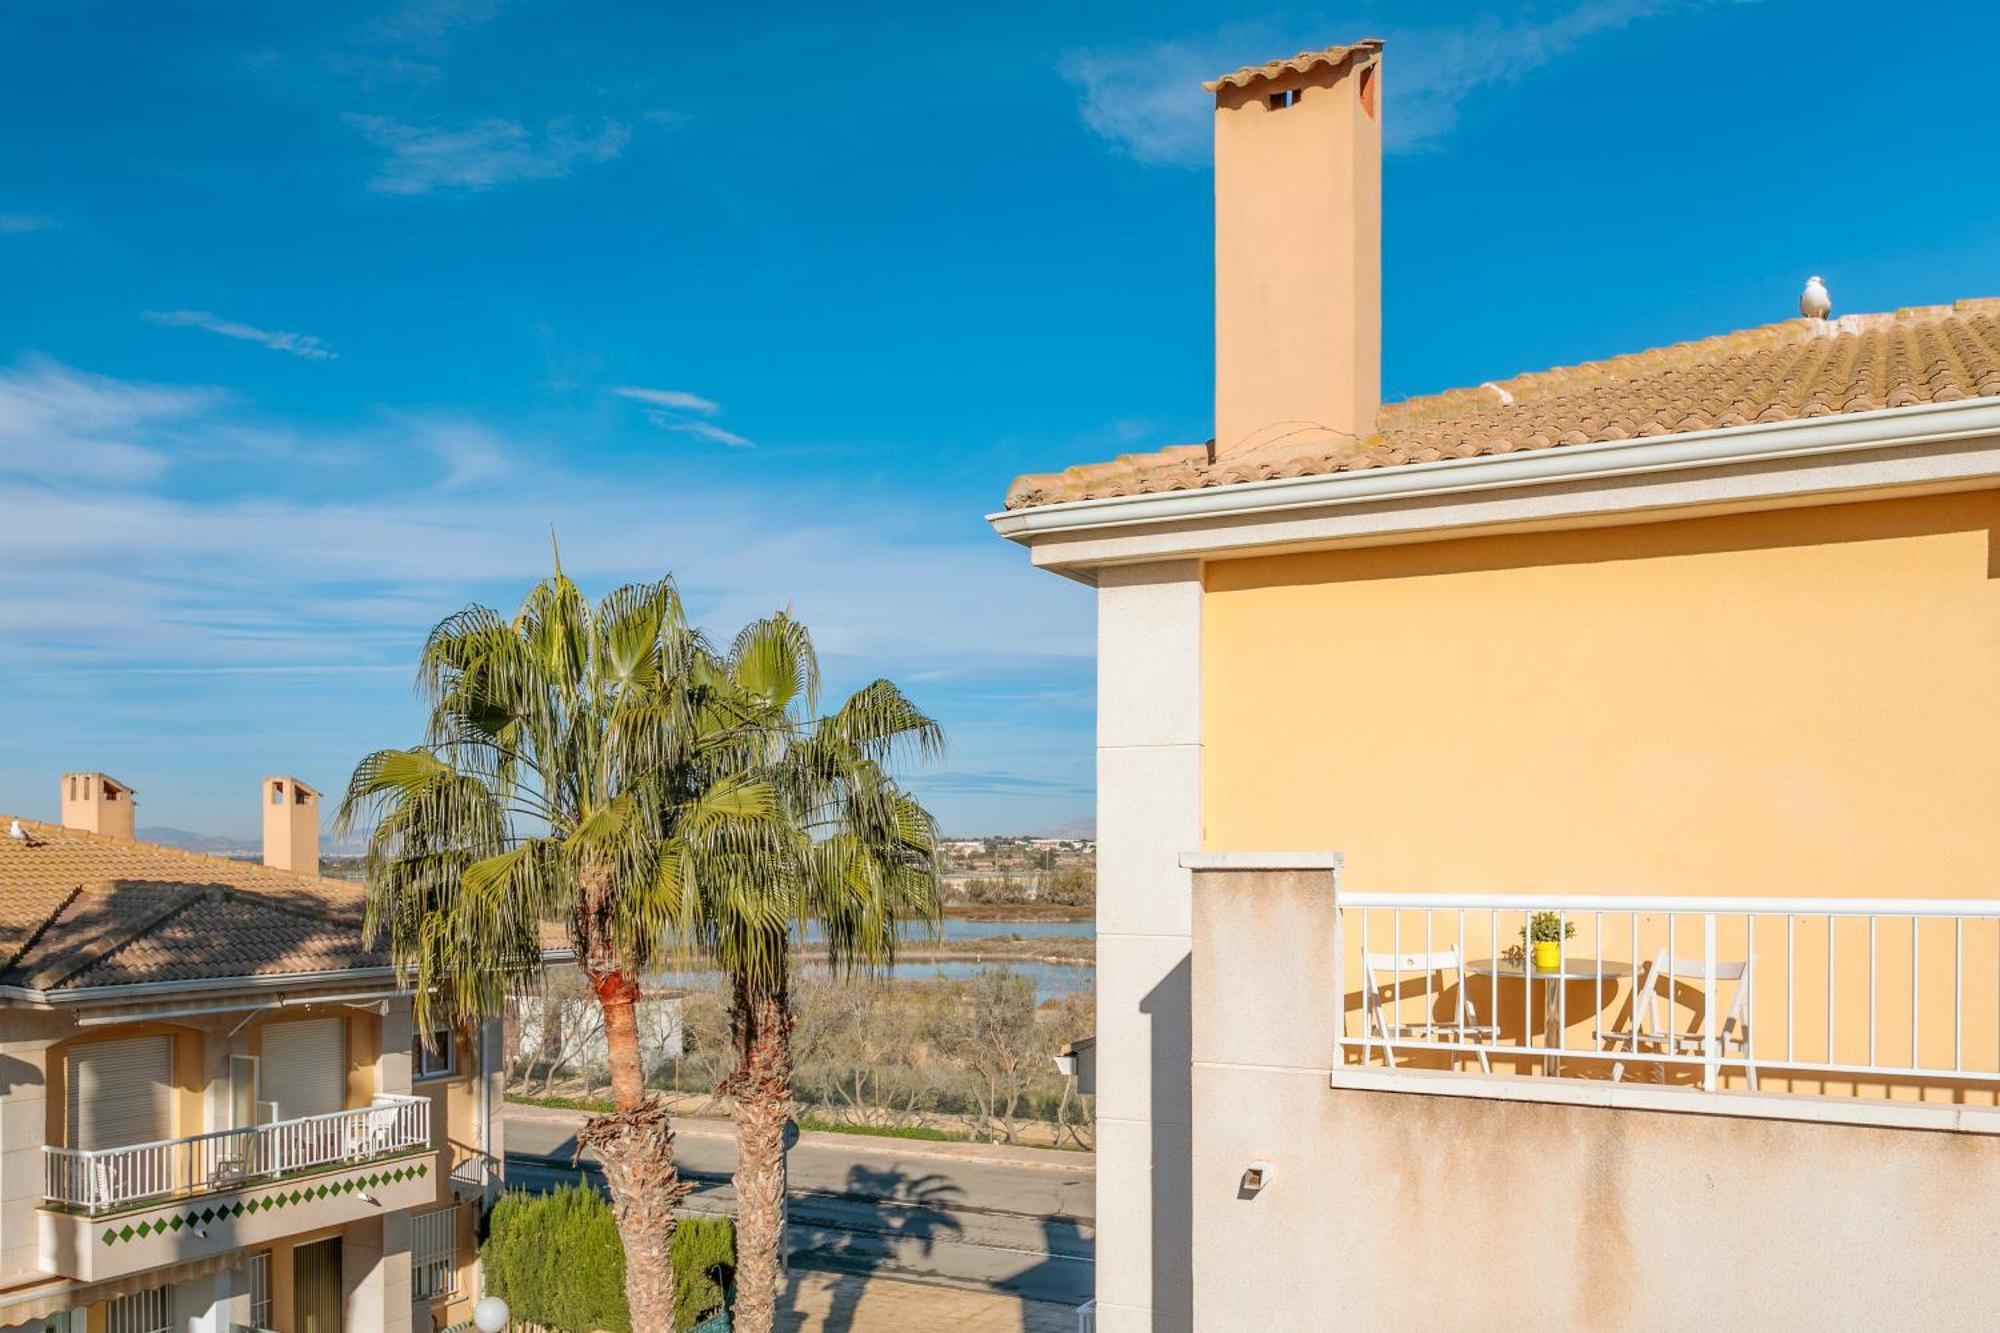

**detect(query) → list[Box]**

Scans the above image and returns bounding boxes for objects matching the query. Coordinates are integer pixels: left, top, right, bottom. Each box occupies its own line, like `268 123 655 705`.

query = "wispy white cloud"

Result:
347 114 630 195
1061 37 1232 168
0 358 218 486
0 361 1084 676
0 214 54 234
408 415 515 486
0 361 1094 837
144 310 338 361
1064 1 1714 165
613 386 722 415
613 385 753 447
659 419 754 448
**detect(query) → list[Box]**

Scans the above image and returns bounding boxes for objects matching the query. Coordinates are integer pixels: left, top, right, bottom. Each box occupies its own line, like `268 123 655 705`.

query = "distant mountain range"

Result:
138 826 372 858
141 819 1093 857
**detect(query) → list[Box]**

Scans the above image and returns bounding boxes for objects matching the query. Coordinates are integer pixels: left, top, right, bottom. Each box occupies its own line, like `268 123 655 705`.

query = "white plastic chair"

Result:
1363 947 1496 1073
344 1101 404 1160
1597 949 1756 1089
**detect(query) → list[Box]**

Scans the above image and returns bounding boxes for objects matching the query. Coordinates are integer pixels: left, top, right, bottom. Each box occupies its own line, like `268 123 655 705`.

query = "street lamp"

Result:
472 1295 510 1332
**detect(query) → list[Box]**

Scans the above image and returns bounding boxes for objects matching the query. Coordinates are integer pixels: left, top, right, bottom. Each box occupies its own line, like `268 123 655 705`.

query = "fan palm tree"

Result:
663 615 944 1332
338 570 779 1333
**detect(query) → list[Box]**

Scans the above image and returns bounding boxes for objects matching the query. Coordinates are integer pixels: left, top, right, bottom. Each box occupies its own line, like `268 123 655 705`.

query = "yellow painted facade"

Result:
1204 490 2000 1097
1204 490 2000 900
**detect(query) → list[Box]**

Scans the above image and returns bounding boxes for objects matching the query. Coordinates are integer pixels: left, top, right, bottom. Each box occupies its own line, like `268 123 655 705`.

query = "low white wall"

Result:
1189 860 2000 1332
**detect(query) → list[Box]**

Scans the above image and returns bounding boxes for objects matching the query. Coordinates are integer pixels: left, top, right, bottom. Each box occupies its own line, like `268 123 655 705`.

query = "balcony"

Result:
44 1094 431 1215
39 1095 439 1284
1335 891 2000 1119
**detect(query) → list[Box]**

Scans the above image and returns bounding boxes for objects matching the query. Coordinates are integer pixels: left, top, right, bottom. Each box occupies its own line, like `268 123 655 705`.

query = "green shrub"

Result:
481 1184 734 1331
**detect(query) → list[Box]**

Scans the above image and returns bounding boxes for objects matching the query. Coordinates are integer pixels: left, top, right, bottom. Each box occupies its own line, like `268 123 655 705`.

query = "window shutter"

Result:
258 1018 347 1120
66 1035 172 1150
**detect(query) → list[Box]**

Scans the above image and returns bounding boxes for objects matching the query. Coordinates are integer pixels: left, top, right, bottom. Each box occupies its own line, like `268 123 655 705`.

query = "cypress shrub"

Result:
482 1184 734 1331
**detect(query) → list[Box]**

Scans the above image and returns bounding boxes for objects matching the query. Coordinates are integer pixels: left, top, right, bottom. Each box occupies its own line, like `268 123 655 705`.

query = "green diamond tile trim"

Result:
92 1153 433 1243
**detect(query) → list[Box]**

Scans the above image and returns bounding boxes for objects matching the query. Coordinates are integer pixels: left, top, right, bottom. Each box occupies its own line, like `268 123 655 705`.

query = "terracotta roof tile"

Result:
1003 302 2000 511
0 819 380 991
1203 39 1383 92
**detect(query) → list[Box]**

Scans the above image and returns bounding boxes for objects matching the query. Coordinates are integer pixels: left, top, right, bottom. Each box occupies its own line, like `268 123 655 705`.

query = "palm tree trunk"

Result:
579 959 686 1333
724 965 794 1333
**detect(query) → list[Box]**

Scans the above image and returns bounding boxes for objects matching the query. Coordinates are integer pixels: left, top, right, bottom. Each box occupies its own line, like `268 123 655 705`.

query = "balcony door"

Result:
292 1237 343 1333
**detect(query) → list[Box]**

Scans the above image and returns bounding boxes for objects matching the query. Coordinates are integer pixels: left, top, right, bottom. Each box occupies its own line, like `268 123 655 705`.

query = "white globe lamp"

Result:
472 1295 510 1332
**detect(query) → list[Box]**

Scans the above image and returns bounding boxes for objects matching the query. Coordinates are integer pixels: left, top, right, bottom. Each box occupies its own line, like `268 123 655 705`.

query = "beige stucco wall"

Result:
1189 861 2000 1331
1213 53 1380 456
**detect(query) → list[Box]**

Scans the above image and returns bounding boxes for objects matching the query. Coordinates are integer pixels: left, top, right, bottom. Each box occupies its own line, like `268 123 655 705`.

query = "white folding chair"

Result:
345 1102 403 1160
1598 949 1756 1089
1363 947 1496 1073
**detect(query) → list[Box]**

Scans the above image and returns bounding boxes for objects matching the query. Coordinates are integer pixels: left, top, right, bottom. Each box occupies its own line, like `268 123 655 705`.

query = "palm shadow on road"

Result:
779 1163 965 1332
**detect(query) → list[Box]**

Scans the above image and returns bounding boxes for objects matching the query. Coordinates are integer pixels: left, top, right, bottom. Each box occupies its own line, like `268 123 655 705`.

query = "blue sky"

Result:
2 0 1996 839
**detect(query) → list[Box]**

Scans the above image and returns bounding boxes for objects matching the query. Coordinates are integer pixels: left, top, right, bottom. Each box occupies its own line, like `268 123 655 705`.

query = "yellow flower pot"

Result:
1533 940 1562 971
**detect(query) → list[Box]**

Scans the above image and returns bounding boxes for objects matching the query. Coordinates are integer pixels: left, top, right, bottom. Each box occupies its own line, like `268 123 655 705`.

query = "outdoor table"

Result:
1465 957 1632 1075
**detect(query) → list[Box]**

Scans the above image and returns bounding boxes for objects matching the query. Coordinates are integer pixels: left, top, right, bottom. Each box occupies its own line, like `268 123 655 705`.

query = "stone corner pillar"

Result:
1184 851 1344 1332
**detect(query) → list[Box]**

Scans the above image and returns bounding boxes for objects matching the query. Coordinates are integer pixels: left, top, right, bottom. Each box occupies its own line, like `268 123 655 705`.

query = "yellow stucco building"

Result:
995 37 2000 1332
0 774 501 1332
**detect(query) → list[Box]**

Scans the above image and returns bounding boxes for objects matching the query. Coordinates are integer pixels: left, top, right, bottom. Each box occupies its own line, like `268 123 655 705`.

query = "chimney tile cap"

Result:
263 775 323 799
63 772 133 795
1204 37 1383 93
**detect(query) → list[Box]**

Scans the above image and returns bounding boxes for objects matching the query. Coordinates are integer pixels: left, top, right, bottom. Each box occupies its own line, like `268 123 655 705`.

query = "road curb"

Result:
504 1103 1096 1174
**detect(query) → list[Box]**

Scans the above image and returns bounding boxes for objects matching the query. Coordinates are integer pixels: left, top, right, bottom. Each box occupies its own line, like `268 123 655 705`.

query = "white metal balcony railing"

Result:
1335 893 2000 1097
449 1149 495 1191
43 1094 430 1215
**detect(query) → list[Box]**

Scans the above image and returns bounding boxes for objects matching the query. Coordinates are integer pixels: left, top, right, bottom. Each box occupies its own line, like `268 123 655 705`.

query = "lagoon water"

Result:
799 917 1094 943
654 918 1096 1002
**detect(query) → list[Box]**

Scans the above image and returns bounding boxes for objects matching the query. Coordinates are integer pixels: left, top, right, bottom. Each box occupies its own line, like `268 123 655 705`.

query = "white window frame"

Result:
411 1204 459 1302
106 1284 171 1333
248 1248 273 1329
413 1026 456 1081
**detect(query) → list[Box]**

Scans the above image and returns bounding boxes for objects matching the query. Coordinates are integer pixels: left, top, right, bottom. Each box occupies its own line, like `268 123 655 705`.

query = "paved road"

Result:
503 1106 1095 1306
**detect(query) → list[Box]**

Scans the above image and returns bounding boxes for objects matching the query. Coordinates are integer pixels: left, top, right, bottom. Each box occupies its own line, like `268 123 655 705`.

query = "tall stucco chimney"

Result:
262 776 321 874
60 772 136 840
1209 39 1383 460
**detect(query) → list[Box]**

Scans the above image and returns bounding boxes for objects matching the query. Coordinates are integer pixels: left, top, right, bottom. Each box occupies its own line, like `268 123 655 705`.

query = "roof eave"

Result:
989 395 2000 563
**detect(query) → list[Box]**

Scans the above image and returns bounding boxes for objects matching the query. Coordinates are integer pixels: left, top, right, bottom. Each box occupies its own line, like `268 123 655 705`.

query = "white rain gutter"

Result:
987 395 2000 540
0 964 404 1007
71 987 410 1027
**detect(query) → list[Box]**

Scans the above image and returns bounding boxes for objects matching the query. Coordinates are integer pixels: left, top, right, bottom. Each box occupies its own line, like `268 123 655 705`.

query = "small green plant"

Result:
481 1183 734 1331
1502 912 1578 967
1524 911 1577 946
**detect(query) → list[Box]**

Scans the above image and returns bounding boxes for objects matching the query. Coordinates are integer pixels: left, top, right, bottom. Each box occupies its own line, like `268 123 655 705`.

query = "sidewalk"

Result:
780 1269 1077 1333
504 1100 1096 1174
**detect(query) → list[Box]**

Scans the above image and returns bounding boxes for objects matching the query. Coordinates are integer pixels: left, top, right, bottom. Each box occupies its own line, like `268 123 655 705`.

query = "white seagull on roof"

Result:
1801 275 1832 320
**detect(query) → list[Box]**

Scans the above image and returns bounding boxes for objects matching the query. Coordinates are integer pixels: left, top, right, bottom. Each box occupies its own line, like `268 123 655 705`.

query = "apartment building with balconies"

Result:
0 774 502 1333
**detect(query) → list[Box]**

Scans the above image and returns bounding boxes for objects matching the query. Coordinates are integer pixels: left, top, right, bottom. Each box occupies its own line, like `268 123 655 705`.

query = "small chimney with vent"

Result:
1209 39 1383 460
262 776 321 874
61 772 136 840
